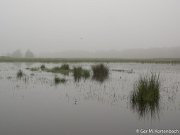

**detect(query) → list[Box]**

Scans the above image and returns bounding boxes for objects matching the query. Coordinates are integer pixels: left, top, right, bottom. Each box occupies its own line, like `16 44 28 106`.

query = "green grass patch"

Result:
60 64 69 70
16 70 24 79
29 67 40 71
92 64 109 82
40 65 46 70
46 65 70 75
28 64 71 76
73 67 90 82
130 73 160 119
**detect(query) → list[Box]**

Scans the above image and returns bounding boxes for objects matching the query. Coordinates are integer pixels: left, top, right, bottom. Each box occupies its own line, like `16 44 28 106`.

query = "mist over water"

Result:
0 0 180 55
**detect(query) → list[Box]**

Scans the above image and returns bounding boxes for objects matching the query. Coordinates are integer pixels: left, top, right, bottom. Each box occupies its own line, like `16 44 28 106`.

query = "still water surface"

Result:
0 63 180 135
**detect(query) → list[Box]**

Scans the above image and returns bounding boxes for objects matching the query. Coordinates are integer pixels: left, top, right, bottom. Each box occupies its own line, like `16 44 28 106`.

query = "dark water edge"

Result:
1 57 180 64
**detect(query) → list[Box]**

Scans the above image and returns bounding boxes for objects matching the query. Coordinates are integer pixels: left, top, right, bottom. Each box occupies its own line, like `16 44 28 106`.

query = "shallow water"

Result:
0 63 180 135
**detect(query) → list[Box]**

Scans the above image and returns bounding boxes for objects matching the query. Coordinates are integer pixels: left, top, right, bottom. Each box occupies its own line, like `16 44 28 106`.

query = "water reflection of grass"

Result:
130 73 160 119
54 75 66 84
92 64 109 82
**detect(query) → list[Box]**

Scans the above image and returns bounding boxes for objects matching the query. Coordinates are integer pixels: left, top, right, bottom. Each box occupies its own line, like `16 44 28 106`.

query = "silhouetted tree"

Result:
25 50 34 58
11 50 23 58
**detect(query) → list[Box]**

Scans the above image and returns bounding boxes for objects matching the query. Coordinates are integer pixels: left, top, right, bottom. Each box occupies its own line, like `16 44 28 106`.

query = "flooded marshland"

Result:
0 63 180 135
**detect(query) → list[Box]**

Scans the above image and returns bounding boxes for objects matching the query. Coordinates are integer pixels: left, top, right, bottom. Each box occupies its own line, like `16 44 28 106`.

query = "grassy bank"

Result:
0 56 180 64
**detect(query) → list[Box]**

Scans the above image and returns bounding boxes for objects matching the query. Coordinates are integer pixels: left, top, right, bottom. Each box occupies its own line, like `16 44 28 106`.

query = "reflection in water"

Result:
131 96 160 119
92 74 109 83
130 74 160 119
54 75 66 85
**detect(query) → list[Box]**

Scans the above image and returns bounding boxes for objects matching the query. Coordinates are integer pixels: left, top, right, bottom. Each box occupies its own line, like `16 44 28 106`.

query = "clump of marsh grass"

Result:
60 64 69 70
54 75 66 84
26 67 40 71
73 67 90 82
30 67 39 71
40 65 46 70
92 64 109 82
17 70 24 79
73 67 81 81
82 69 90 79
46 64 70 75
130 73 160 119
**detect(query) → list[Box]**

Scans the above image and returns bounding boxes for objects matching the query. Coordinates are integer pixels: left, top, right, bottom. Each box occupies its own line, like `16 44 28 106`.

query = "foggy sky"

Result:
0 0 180 54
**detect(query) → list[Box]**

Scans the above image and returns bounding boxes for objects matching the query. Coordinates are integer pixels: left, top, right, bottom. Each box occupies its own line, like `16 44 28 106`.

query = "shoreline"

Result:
0 57 180 64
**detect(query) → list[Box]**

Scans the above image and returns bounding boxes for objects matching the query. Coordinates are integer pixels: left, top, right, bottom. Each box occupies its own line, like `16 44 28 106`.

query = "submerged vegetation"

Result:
60 64 69 70
45 64 70 75
26 67 40 71
16 70 24 79
46 66 69 75
92 64 109 82
27 64 91 82
27 64 71 75
130 73 160 119
40 64 46 70
29 67 39 71
73 67 90 82
25 63 116 83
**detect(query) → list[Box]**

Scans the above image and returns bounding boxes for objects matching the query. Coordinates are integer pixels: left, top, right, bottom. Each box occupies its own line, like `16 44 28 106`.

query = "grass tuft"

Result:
92 64 109 82
46 64 70 75
73 67 90 82
17 70 24 79
130 73 160 119
60 64 69 70
40 65 46 70
30 67 39 71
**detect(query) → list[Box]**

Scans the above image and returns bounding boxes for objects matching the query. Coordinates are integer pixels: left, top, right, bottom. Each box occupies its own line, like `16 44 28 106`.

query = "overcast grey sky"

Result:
0 0 180 54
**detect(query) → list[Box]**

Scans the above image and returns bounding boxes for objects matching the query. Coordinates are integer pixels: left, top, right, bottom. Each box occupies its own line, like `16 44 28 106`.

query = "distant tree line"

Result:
8 50 35 58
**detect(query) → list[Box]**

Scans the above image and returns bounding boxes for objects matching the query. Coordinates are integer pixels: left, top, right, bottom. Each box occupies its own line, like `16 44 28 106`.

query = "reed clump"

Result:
46 64 70 75
92 64 109 82
30 67 39 71
73 67 90 81
40 65 46 70
17 70 24 79
60 64 69 70
130 73 160 118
